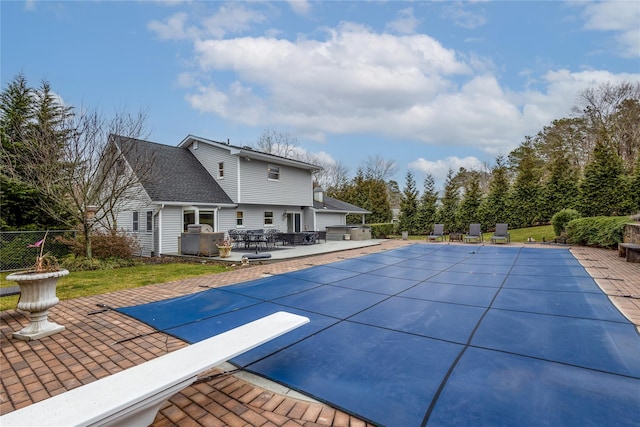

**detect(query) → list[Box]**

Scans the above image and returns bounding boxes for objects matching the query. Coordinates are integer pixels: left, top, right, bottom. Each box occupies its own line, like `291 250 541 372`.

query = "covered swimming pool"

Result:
118 244 640 426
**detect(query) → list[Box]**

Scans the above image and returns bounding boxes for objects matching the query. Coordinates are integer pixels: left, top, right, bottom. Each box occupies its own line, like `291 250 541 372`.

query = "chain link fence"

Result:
0 230 76 272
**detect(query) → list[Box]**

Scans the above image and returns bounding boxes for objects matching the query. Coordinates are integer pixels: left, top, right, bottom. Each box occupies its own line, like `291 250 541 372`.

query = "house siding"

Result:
218 204 311 233
185 139 313 206
114 206 154 256
160 206 182 254
239 159 313 206
112 185 156 256
187 142 239 201
316 213 345 230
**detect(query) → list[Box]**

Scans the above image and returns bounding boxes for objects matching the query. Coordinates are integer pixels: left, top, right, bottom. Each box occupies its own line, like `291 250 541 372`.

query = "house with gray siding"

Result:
109 135 369 256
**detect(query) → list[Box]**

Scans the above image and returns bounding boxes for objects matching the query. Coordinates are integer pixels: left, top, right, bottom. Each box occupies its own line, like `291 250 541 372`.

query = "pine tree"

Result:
0 74 70 230
342 168 392 224
479 155 510 230
541 152 579 222
579 134 627 216
398 170 419 234
416 174 438 234
508 138 543 228
457 172 483 226
436 169 460 233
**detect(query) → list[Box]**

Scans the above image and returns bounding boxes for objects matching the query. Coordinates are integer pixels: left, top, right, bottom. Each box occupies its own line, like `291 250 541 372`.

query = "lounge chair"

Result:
491 223 510 244
463 223 483 243
427 224 445 241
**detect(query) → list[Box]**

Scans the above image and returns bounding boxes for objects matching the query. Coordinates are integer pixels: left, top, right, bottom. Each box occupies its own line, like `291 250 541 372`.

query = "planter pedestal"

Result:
6 270 69 341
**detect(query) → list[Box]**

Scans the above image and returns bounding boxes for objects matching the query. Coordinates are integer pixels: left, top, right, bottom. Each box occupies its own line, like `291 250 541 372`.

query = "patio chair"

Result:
463 223 483 243
427 224 445 241
490 223 510 244
228 229 246 248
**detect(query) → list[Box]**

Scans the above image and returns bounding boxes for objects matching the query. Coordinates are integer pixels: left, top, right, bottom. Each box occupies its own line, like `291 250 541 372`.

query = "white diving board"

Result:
0 311 309 427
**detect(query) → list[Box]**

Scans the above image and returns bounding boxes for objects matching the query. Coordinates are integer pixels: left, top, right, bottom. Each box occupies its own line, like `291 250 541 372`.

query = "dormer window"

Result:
267 164 280 180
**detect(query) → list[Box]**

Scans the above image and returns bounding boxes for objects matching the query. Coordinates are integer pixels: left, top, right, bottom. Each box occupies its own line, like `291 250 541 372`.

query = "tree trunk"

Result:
83 222 92 259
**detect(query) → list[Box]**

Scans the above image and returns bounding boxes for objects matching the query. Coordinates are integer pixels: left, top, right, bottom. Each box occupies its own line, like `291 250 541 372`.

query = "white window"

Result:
132 211 139 232
200 211 214 230
236 211 244 226
264 211 274 225
183 210 195 232
218 162 224 178
146 211 152 232
267 164 280 180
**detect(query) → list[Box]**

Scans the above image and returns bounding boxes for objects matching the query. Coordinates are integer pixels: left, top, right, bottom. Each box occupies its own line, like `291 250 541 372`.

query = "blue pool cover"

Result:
117 245 640 427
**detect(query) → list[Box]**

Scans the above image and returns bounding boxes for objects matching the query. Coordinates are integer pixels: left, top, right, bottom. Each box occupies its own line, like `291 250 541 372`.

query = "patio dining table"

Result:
243 230 275 253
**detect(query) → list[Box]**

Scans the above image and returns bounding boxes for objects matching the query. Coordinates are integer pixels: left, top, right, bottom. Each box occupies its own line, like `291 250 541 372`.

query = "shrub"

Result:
58 229 141 259
565 216 629 248
60 255 141 271
551 209 581 236
369 223 395 238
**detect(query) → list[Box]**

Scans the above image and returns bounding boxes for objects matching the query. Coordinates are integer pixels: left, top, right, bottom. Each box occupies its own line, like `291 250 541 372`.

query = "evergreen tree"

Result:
457 172 483 226
386 180 401 210
416 174 438 234
579 134 627 216
398 170 419 234
478 155 511 229
631 154 640 213
0 74 69 230
341 168 392 224
436 169 460 233
540 152 580 222
508 138 544 228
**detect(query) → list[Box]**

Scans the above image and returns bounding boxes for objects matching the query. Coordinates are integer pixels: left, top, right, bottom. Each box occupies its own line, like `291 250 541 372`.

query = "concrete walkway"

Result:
1 240 638 426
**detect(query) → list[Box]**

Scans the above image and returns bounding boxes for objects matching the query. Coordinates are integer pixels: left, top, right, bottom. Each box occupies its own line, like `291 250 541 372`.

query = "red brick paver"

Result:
1 240 638 426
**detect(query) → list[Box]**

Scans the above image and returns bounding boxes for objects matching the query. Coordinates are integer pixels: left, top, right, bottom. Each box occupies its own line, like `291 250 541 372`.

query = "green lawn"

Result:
0 263 230 312
484 225 554 243
401 225 555 243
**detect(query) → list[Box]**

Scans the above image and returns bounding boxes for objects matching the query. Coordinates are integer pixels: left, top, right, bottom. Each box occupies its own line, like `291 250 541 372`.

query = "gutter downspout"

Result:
214 206 220 232
153 204 164 256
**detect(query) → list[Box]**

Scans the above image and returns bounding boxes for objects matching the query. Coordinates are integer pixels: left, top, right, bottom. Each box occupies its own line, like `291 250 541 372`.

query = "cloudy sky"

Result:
2 0 639 186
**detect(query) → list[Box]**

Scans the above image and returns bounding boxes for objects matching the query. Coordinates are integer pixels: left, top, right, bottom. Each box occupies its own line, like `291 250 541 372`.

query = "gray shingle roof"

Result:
313 195 370 214
113 136 234 205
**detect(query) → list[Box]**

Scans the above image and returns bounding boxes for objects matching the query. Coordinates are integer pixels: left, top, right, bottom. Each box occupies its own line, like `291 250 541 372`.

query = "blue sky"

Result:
2 1 639 186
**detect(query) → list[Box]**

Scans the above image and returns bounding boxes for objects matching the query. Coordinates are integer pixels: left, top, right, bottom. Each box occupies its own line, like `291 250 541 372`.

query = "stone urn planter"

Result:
217 245 232 258
6 269 69 341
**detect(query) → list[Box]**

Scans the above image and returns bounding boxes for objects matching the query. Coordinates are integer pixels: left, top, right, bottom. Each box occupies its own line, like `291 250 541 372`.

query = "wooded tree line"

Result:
330 81 640 233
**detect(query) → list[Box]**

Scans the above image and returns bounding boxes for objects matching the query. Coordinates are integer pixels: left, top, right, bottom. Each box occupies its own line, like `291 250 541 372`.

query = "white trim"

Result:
237 156 242 203
157 209 162 255
153 201 237 208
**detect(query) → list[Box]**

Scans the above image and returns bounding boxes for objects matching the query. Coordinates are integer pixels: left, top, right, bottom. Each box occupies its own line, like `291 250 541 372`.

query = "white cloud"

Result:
188 23 472 136
580 1 640 58
440 2 487 30
148 12 190 40
148 4 266 40
159 12 639 157
288 0 311 16
409 156 485 185
200 3 266 39
386 8 420 35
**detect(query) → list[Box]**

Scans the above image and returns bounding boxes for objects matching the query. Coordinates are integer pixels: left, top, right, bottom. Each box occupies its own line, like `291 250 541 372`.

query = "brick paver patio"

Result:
1 240 638 426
